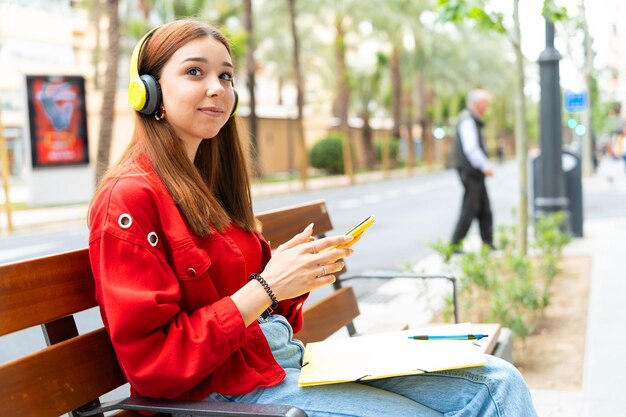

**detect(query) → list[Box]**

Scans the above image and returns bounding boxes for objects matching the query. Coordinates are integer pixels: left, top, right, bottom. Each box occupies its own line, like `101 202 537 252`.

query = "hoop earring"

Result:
154 105 166 121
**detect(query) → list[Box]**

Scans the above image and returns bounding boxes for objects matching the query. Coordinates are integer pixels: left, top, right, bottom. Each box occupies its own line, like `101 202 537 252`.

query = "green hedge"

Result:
310 133 346 175
374 138 400 165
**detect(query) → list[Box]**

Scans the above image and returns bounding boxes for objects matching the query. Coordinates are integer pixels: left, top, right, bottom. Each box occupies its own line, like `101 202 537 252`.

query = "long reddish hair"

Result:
92 19 255 236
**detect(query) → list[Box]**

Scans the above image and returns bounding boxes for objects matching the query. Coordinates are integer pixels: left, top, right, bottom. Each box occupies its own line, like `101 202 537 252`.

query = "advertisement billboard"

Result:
26 75 89 168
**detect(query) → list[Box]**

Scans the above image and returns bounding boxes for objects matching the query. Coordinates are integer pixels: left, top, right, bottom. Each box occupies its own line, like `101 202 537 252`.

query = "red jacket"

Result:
88 160 308 400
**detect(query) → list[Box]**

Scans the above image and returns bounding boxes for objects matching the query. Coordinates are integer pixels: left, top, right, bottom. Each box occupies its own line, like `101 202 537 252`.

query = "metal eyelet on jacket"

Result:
118 213 133 229
147 232 158 247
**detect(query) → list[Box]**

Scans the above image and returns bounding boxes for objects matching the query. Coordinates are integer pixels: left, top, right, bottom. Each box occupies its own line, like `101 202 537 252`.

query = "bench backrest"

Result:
0 200 358 417
255 199 334 249
0 248 129 417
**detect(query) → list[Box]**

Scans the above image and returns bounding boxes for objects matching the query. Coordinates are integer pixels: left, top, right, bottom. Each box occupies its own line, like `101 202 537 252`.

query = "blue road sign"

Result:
564 91 588 113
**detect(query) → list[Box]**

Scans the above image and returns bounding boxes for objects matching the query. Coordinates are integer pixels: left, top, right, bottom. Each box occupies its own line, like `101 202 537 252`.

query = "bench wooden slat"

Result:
0 328 126 417
256 200 333 249
0 248 96 337
295 287 360 345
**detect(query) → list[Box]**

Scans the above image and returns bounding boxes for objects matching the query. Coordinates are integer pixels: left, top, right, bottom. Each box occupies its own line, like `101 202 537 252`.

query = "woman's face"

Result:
159 36 236 158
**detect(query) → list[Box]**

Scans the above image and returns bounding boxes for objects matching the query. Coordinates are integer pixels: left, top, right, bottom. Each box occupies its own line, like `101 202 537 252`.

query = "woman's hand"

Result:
260 224 355 301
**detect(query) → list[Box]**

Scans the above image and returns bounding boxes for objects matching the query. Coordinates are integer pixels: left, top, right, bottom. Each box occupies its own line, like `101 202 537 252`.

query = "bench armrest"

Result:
77 397 308 417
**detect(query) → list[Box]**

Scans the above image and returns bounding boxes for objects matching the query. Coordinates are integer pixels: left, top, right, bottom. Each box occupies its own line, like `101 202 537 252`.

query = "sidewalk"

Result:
526 158 626 415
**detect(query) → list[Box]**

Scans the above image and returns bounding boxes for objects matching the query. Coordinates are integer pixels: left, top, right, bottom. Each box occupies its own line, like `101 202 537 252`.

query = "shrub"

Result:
374 138 401 166
310 133 346 175
429 211 571 341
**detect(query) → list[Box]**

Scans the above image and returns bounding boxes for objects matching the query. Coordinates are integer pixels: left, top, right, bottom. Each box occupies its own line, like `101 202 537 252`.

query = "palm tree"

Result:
287 0 308 187
95 0 120 184
366 0 431 170
91 0 103 90
243 0 262 178
351 52 388 169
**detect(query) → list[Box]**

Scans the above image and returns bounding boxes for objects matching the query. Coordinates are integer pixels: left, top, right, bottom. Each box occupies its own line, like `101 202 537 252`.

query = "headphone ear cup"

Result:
230 88 239 117
138 74 161 115
128 76 147 111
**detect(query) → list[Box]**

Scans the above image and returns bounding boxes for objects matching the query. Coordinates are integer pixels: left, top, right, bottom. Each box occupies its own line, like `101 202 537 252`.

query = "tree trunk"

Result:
92 0 102 90
512 0 528 255
333 16 354 183
95 0 119 185
390 45 402 140
244 0 261 178
419 76 435 166
360 110 375 169
422 117 435 167
403 88 414 174
288 0 308 188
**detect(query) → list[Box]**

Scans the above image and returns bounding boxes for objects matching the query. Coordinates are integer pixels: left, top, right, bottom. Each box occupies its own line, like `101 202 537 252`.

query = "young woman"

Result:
88 19 538 417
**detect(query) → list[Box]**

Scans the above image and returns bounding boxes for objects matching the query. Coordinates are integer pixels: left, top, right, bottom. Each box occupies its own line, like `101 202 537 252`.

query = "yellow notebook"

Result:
299 323 487 387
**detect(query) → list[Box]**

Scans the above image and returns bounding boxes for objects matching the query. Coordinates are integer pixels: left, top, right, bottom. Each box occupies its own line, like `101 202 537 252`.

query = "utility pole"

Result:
536 19 568 217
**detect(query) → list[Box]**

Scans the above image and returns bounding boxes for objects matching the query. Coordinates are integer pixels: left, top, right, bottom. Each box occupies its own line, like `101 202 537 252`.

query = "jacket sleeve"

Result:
90 231 248 398
88 181 248 399
273 294 308 333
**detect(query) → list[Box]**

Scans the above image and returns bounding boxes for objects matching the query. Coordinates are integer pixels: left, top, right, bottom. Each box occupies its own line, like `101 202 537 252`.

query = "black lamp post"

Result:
536 19 568 215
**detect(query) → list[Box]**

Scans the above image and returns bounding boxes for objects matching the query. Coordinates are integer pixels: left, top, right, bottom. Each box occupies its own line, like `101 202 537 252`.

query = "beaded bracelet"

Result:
249 273 279 309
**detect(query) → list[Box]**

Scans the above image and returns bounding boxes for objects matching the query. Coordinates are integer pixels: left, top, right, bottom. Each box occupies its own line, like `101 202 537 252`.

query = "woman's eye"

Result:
187 67 202 76
220 72 234 82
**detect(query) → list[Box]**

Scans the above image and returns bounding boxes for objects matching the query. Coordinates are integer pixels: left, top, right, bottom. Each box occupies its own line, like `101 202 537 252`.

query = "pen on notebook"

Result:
407 334 489 341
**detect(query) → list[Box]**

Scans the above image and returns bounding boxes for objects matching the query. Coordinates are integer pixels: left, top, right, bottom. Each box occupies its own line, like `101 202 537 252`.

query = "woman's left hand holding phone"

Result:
260 223 354 301
232 224 354 325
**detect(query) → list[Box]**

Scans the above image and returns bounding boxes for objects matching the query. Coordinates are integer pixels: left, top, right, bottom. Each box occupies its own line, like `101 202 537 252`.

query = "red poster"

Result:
26 75 89 167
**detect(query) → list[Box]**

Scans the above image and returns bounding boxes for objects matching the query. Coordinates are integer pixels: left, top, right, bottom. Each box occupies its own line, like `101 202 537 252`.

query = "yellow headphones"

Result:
128 26 161 115
128 26 239 117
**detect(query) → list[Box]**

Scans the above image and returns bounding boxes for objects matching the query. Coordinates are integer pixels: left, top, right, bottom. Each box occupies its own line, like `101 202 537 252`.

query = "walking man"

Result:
451 88 494 250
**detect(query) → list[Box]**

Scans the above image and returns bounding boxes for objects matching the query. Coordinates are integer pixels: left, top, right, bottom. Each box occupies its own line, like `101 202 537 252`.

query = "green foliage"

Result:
458 250 491 289
430 212 571 341
429 238 461 263
437 0 567 31
172 0 206 18
436 0 506 34
224 29 246 64
534 212 571 254
542 0 568 22
309 133 347 175
374 138 400 166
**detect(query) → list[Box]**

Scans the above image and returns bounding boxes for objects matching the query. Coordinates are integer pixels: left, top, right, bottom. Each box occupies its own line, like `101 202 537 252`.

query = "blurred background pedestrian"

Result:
450 88 494 251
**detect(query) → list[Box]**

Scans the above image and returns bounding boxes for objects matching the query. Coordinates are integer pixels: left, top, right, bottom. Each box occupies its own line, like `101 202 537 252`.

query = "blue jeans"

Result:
196 315 538 417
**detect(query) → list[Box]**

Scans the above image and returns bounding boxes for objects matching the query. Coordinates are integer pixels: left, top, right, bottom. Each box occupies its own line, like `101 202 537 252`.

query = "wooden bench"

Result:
0 200 500 417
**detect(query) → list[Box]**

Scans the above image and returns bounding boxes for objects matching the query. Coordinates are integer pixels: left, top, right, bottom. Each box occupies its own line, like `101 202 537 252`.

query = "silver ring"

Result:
310 241 317 254
321 265 327 276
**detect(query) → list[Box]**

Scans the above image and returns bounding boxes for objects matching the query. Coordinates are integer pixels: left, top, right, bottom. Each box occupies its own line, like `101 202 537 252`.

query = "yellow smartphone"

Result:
328 214 376 250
